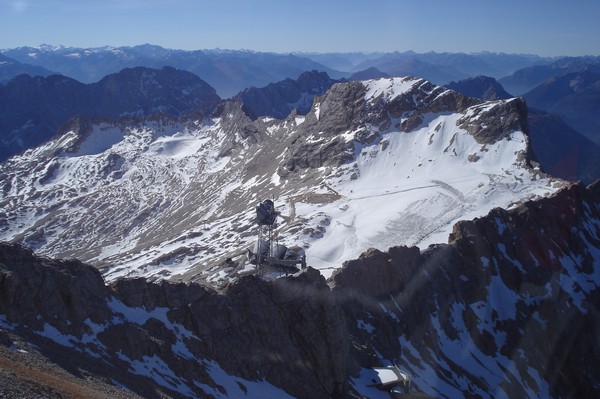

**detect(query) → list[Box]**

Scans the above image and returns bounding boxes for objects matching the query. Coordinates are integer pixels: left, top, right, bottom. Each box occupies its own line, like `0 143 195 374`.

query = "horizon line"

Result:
2 43 599 59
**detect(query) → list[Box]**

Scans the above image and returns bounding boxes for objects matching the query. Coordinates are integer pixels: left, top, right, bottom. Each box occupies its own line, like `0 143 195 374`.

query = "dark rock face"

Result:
0 66 221 161
457 97 529 144
1 182 599 398
331 246 421 298
445 75 513 100
0 244 110 335
233 70 338 119
276 81 367 178
210 100 264 157
0 243 349 399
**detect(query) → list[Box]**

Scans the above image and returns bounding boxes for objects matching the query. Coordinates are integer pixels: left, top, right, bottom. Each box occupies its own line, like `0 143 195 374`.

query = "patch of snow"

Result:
363 76 421 102
0 315 15 330
72 124 125 156
196 359 297 399
495 217 506 235
37 323 77 349
126 354 196 397
357 320 375 334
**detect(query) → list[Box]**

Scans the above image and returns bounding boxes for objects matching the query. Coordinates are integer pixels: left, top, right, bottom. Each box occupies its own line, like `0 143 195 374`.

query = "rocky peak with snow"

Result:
332 180 600 398
0 66 221 161
278 76 525 179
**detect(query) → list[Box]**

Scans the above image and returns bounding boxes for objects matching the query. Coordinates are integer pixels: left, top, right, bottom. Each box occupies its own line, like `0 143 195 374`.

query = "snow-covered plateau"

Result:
0 77 563 284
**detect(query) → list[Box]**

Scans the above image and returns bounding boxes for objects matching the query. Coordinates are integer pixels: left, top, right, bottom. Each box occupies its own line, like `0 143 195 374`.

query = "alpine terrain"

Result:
1 76 599 398
0 66 221 161
0 77 562 283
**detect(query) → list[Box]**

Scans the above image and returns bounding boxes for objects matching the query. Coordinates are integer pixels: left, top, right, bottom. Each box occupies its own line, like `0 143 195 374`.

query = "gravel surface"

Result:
0 328 142 399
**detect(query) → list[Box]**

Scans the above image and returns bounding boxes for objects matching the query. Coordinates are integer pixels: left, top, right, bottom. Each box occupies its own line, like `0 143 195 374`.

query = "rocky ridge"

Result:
1 180 599 398
233 70 339 119
445 75 513 101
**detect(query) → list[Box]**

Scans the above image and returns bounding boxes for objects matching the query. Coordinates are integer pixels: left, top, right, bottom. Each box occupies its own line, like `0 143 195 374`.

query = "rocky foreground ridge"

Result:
1 181 599 398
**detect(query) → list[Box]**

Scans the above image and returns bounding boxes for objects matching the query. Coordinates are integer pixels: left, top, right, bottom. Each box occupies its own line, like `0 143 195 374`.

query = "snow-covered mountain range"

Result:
0 77 563 285
0 44 341 98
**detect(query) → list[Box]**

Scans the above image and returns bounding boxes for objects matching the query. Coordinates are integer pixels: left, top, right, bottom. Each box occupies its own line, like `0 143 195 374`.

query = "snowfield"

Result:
297 109 557 277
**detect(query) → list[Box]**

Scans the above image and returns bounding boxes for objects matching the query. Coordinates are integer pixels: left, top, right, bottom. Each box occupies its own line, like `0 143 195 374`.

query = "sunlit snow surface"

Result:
0 77 560 283
299 110 556 278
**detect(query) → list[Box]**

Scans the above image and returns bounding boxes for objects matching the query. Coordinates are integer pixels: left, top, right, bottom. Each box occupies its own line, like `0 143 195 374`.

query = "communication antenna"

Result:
251 198 306 274
255 198 278 271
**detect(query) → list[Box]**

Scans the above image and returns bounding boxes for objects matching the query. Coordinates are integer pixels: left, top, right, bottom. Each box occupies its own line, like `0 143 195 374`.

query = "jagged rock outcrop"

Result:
1 181 599 398
446 76 600 184
331 246 421 298
233 70 338 119
457 97 529 144
211 101 264 157
0 244 111 334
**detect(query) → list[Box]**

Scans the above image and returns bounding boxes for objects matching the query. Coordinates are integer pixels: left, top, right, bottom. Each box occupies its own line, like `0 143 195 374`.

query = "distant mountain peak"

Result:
445 75 513 100
232 70 338 119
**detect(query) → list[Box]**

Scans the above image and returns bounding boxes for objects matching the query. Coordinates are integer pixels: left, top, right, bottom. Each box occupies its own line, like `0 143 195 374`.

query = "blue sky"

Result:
1 0 599 56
